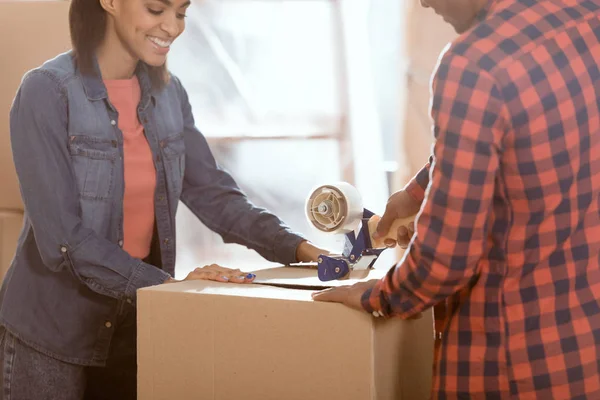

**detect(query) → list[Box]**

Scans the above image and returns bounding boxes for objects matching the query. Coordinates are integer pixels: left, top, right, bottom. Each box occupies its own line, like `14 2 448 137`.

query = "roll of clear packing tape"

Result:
305 182 364 234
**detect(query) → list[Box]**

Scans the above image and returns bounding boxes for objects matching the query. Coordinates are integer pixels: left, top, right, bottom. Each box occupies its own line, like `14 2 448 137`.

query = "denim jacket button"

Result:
105 321 112 328
60 246 67 253
118 240 123 247
110 120 116 126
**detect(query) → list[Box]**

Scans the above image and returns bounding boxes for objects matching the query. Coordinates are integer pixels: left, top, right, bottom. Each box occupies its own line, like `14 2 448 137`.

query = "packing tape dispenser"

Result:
305 182 415 281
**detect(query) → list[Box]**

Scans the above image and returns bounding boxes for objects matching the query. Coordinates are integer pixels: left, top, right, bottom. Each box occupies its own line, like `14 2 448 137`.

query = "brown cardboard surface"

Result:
138 276 433 400
0 1 71 211
0 212 23 281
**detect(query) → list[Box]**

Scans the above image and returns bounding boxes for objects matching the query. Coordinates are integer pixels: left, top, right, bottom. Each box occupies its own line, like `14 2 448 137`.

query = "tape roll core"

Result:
305 182 363 234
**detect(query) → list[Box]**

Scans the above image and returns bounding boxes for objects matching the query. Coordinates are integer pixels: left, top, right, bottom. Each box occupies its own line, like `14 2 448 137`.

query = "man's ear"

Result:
99 0 119 16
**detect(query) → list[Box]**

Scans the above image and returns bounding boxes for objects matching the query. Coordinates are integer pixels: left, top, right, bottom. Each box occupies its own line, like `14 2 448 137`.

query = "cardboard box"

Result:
138 267 433 400
0 1 71 211
0 212 23 281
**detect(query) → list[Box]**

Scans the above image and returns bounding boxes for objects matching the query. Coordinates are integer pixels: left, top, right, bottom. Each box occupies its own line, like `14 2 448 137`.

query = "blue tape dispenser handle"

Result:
317 256 350 281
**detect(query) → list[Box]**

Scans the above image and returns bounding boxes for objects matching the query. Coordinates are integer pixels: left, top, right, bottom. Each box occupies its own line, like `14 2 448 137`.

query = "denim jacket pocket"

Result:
160 133 185 195
68 135 119 200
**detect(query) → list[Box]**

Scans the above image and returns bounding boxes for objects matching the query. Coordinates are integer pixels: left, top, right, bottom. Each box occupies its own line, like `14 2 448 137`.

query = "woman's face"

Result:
107 0 190 67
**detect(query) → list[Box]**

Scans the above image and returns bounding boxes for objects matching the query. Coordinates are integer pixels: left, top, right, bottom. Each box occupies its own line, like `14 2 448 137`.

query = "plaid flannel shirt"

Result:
362 0 600 397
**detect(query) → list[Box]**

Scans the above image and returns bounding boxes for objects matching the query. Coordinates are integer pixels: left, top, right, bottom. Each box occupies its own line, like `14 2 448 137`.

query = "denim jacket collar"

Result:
78 52 154 111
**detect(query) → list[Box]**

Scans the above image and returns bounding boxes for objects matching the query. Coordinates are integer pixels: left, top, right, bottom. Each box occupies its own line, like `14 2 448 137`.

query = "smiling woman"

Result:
70 0 191 86
0 0 327 397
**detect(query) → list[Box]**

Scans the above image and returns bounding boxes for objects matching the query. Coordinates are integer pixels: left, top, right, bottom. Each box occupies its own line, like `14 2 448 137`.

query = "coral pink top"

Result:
104 77 156 259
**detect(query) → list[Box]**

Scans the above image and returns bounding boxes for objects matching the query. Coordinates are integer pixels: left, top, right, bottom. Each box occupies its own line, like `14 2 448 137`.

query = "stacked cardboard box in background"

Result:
0 212 22 279
0 1 71 280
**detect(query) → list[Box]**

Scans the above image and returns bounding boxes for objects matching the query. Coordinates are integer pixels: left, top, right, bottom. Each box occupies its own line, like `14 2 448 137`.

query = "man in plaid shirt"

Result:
314 0 600 397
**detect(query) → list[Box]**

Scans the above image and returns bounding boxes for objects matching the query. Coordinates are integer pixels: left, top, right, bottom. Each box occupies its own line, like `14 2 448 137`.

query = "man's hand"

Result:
313 279 423 320
311 280 379 312
163 264 256 284
296 240 330 263
373 190 422 249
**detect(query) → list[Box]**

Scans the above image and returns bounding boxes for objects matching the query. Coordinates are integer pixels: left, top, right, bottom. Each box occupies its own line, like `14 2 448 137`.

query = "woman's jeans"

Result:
0 306 137 400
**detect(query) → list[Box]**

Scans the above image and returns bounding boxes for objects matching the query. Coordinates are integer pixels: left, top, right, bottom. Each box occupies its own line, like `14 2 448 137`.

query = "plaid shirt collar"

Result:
476 0 511 23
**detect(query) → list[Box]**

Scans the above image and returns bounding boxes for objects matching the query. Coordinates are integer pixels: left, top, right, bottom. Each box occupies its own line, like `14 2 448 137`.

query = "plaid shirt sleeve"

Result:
362 52 508 318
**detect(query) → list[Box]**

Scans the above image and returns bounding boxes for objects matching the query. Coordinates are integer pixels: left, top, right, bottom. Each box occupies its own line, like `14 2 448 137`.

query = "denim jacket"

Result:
0 52 304 365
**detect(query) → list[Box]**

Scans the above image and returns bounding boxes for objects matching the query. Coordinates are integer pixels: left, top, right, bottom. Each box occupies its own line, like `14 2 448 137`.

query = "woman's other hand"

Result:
163 264 256 284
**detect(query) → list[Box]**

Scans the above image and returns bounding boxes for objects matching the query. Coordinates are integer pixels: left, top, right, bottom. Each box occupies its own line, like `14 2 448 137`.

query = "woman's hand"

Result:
163 264 256 284
296 240 329 263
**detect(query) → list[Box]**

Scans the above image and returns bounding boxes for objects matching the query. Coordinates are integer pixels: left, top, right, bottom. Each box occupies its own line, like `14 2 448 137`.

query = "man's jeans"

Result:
0 306 137 400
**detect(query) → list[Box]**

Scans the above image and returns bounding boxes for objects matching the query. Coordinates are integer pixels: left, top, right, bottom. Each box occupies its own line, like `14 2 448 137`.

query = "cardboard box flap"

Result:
251 266 387 289
144 278 315 302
